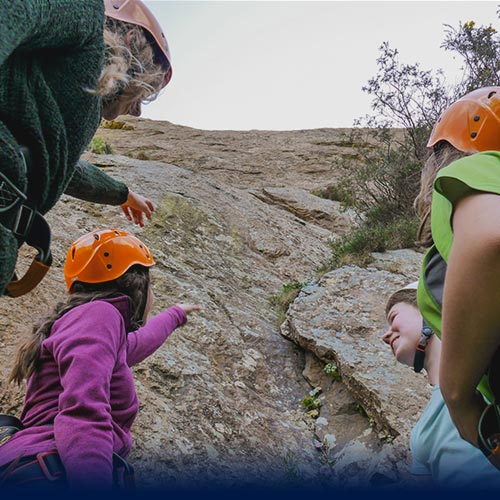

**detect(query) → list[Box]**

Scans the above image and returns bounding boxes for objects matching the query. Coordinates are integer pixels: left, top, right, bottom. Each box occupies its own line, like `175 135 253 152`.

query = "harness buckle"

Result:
0 172 26 215
36 452 63 482
12 204 34 239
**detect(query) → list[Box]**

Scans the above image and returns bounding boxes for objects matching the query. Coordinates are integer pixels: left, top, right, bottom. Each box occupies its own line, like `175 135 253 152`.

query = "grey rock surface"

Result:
280 255 433 485
0 118 427 490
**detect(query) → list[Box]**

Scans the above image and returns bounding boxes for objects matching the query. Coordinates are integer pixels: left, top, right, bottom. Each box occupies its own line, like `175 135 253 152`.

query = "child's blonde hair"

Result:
93 18 165 106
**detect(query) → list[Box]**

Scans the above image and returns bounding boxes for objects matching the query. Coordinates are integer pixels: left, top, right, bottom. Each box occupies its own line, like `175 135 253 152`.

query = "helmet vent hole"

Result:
474 115 480 122
94 234 99 240
104 252 109 257
107 264 112 269
471 132 478 138
488 91 497 99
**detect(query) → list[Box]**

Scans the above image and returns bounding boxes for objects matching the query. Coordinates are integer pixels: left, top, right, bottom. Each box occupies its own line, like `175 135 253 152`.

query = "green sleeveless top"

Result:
417 151 500 403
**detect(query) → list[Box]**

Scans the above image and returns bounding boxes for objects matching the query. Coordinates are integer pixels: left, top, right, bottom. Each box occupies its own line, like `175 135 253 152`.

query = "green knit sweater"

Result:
0 0 129 294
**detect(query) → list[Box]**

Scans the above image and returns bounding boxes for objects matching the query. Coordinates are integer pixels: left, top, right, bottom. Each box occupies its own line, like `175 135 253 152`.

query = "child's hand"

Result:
177 303 202 315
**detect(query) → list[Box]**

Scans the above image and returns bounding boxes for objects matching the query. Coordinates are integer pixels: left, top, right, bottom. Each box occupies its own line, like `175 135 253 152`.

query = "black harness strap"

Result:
112 452 136 490
0 147 52 297
413 320 434 373
0 452 65 487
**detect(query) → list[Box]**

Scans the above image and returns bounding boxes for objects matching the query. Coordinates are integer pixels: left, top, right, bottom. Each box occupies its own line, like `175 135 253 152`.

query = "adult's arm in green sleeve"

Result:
64 160 129 206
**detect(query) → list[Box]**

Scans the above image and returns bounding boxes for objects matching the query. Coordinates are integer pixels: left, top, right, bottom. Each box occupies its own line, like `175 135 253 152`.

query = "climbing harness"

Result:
0 451 135 489
477 346 500 471
478 403 500 471
0 451 65 488
0 413 135 489
0 146 52 297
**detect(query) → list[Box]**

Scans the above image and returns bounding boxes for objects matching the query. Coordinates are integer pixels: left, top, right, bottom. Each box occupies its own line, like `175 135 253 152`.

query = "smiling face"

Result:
382 302 422 367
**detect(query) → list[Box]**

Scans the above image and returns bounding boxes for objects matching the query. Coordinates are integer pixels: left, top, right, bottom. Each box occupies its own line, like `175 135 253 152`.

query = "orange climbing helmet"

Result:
104 0 172 88
427 86 500 153
64 228 155 291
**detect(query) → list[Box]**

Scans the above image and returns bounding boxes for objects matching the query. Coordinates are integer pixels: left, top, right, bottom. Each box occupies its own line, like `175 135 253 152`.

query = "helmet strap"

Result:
414 320 434 373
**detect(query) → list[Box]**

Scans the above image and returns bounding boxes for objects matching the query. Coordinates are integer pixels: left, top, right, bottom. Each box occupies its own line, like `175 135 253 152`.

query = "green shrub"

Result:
319 215 418 274
321 19 500 272
89 137 114 155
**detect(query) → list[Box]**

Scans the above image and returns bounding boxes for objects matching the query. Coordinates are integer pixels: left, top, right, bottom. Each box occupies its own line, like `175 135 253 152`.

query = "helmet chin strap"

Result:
414 320 434 373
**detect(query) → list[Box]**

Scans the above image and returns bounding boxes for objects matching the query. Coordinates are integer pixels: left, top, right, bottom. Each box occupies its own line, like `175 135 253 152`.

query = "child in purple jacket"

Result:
0 228 200 490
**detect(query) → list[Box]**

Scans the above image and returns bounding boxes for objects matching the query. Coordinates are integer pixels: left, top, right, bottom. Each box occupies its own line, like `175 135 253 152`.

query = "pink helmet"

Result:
104 0 172 88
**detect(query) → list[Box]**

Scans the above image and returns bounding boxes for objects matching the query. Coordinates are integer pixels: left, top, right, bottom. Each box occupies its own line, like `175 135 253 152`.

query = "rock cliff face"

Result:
0 118 429 489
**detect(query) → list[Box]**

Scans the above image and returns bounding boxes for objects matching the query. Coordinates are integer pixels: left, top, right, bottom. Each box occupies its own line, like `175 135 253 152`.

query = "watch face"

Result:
421 326 433 337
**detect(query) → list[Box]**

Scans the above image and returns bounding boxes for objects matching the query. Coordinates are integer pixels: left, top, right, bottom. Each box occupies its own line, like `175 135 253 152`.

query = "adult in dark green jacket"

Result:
0 0 173 296
414 87 500 468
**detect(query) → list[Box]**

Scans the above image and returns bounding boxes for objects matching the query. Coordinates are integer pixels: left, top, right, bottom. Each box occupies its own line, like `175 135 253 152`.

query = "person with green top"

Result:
383 282 500 489
413 86 500 469
0 0 173 297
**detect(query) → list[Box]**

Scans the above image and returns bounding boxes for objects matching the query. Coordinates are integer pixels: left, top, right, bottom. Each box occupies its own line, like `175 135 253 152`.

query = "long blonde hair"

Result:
93 18 165 105
414 142 467 247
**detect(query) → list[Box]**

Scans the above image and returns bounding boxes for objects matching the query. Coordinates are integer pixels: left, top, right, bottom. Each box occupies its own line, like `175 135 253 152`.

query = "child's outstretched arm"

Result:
126 303 201 366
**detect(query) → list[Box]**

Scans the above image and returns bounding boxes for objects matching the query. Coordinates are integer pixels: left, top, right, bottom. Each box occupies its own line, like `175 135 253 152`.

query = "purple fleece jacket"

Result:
0 297 187 489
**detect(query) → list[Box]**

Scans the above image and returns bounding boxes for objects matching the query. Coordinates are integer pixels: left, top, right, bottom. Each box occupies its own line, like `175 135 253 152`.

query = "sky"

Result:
142 1 499 131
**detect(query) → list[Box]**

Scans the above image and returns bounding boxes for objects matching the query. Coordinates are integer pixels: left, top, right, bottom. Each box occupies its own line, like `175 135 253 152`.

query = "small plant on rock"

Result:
268 281 308 325
319 435 337 470
302 387 322 419
355 403 368 418
100 119 135 130
323 362 341 381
